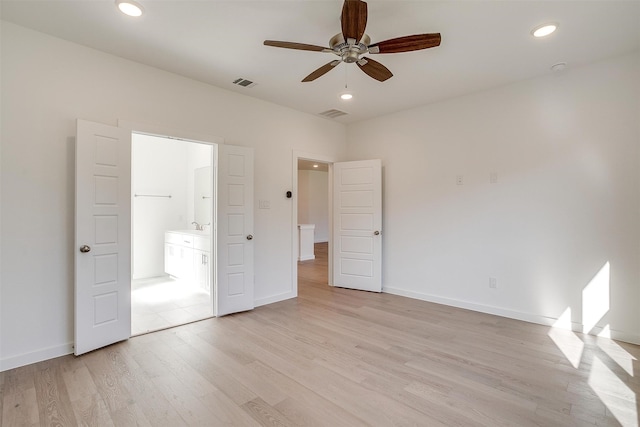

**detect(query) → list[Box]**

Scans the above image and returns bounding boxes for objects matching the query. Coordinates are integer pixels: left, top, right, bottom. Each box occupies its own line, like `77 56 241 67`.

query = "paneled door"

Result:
216 145 254 316
333 160 382 292
75 120 131 355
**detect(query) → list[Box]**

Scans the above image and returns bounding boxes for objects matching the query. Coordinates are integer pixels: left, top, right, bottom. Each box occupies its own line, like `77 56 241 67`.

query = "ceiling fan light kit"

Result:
263 0 441 83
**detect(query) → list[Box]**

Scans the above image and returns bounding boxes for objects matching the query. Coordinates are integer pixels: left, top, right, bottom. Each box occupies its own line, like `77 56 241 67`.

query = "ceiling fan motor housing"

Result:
330 33 370 63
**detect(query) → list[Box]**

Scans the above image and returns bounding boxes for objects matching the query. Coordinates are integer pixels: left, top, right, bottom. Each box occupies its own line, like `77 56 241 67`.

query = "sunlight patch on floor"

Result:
133 278 206 304
588 356 638 427
597 337 637 377
549 307 584 369
131 276 212 336
547 261 639 425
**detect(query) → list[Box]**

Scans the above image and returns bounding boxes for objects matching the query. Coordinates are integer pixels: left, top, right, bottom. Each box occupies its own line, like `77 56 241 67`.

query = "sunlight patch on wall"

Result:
597 324 611 339
582 262 610 334
548 307 584 368
588 356 638 426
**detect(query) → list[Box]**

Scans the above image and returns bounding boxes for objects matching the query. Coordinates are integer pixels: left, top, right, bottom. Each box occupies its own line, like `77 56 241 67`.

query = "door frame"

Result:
119 120 223 319
291 151 337 294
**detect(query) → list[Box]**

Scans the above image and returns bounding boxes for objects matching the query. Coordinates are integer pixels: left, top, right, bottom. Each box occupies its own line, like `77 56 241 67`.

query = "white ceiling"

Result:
299 159 329 172
2 1 639 124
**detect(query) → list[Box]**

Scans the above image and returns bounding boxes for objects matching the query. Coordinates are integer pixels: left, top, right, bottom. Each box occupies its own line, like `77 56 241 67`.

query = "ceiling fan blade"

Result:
357 57 393 82
264 40 328 52
302 61 341 82
369 33 441 54
341 0 368 43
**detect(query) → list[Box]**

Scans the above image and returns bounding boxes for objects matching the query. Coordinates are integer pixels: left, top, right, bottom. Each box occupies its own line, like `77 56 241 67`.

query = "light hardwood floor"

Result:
2 243 639 426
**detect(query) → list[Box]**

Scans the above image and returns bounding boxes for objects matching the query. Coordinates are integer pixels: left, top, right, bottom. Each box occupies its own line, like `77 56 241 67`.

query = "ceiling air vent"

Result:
319 109 348 119
232 78 256 88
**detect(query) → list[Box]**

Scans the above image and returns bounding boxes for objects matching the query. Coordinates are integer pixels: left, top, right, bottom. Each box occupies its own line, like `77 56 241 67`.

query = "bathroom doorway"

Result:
131 133 214 335
297 159 330 287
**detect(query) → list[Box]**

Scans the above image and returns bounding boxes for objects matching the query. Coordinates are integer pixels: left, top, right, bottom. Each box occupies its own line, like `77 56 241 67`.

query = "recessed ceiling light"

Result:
313 164 319 168
116 0 144 17
340 93 353 100
532 23 558 38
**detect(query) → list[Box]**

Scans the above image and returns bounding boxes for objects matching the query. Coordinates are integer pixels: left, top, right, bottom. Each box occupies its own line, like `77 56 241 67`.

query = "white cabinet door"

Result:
332 160 382 292
75 119 131 355
179 246 194 281
194 249 210 292
216 145 254 316
165 243 179 277
164 232 196 280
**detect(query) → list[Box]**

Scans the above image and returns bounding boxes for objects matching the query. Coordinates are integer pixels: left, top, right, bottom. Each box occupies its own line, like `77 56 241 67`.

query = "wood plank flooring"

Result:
2 242 639 426
297 242 328 285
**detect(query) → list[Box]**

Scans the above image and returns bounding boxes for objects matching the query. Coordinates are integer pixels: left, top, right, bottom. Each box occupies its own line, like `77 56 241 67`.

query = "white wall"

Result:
347 52 640 344
0 22 347 370
297 170 329 243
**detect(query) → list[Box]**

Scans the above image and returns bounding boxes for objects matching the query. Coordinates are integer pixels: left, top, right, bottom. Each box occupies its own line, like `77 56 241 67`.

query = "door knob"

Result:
374 231 380 236
246 235 253 240
79 245 91 253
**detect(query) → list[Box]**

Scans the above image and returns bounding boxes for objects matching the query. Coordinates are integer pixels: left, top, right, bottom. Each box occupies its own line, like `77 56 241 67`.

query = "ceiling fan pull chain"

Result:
345 62 348 89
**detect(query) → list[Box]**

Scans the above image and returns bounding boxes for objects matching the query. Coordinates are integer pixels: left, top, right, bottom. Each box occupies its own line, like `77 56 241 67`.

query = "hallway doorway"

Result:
297 159 330 287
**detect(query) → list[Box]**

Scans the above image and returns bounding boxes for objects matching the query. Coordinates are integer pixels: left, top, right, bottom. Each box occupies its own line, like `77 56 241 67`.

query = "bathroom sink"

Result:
171 229 211 236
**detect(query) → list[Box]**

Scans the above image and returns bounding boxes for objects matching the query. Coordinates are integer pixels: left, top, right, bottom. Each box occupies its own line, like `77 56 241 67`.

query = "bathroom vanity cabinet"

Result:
164 230 211 291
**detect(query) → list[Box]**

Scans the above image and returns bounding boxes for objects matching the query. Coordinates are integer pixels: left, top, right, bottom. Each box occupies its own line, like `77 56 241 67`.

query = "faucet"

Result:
191 221 203 231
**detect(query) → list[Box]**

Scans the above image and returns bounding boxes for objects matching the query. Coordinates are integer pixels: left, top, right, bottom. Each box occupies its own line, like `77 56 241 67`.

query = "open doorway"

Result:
131 133 214 335
297 159 330 287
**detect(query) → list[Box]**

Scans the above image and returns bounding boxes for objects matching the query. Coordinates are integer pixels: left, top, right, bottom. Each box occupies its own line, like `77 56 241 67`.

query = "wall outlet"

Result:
456 175 463 185
489 277 497 289
259 200 270 209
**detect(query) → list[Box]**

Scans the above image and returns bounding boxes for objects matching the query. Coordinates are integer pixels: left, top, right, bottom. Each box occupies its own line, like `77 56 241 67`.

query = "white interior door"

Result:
216 145 254 316
75 119 131 355
333 159 382 292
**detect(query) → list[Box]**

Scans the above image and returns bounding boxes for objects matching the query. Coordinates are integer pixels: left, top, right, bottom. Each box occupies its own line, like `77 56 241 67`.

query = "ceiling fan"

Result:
263 0 441 82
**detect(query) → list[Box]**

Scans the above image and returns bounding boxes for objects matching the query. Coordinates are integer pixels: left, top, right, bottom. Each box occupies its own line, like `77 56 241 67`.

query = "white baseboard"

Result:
589 326 640 345
1 342 74 372
298 255 315 261
382 286 640 345
254 291 296 308
1 292 296 372
5 288 637 372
